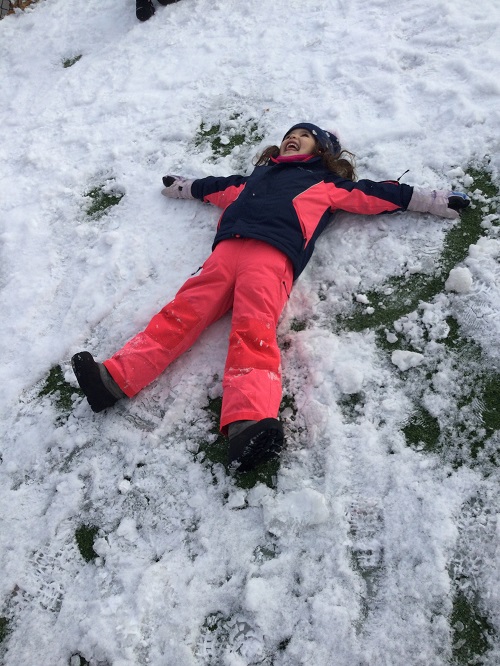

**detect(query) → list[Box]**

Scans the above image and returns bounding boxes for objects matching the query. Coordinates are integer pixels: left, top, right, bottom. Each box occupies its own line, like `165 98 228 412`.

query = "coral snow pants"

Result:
103 239 294 433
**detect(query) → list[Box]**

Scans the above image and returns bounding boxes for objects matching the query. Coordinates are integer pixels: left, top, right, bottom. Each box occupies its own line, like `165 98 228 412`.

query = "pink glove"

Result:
407 189 470 219
161 175 194 200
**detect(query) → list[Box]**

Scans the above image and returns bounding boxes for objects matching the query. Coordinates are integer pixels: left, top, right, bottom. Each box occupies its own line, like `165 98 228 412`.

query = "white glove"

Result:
161 175 195 200
407 189 470 220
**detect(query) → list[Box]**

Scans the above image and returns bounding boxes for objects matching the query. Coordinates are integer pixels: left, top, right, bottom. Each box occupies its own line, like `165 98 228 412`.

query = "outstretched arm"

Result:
326 178 470 219
161 173 248 210
326 178 413 216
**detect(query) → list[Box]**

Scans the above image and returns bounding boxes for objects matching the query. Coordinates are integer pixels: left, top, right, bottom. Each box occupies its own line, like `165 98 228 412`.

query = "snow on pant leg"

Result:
103 243 237 397
220 239 294 432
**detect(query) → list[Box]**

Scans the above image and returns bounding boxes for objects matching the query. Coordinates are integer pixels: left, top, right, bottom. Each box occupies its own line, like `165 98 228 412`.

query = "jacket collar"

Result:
270 155 323 165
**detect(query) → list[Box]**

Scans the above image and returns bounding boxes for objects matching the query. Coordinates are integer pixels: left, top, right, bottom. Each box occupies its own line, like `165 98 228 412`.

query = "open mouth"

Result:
284 140 299 151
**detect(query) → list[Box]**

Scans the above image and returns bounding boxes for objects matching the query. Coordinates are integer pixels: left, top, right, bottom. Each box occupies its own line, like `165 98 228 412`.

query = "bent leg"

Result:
104 246 236 397
221 240 293 432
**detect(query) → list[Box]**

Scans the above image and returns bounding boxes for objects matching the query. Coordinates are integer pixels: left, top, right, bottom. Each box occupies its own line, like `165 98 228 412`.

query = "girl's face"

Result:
279 128 317 156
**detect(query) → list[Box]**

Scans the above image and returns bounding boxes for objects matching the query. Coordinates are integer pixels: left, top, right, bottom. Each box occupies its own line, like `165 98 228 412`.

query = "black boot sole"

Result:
71 352 118 413
228 418 284 473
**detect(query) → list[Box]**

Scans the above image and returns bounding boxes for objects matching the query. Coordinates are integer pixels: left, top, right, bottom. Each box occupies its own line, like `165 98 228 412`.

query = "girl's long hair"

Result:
254 143 356 181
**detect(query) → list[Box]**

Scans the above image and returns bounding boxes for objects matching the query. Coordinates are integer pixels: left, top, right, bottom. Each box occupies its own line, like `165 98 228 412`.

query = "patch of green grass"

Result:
289 318 307 332
402 405 441 453
451 591 493 665
197 611 231 661
39 365 81 412
440 168 497 274
480 374 500 436
235 458 280 490
75 525 99 562
337 392 366 423
84 181 124 219
62 54 82 68
398 314 500 468
252 543 279 564
0 617 9 644
277 637 291 652
337 167 497 335
202 610 229 634
199 395 228 467
401 368 500 468
194 113 263 161
342 272 445 335
279 392 298 420
197 611 269 663
328 167 500 469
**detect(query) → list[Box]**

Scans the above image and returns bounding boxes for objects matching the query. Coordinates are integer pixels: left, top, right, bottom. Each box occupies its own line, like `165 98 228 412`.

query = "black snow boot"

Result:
228 418 284 473
136 0 155 21
71 351 124 413
157 0 180 5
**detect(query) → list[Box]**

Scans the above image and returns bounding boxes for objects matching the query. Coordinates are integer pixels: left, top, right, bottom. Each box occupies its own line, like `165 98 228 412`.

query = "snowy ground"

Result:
1 0 500 664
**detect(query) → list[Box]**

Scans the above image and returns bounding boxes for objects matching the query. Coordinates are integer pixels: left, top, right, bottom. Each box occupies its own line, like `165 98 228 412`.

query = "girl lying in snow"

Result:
72 122 469 472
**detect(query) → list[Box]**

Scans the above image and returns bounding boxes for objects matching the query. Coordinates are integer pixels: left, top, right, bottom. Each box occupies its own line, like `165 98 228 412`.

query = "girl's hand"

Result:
408 189 470 219
447 192 470 212
162 175 195 199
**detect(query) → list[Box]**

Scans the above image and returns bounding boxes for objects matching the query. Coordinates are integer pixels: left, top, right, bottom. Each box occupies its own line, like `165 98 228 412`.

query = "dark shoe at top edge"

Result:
136 0 155 21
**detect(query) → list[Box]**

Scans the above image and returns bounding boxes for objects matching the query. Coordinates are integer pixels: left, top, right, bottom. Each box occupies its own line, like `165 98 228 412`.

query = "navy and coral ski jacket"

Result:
190 156 413 280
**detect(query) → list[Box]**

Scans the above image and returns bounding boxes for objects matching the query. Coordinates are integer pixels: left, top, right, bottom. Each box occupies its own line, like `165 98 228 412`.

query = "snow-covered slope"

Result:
1 0 500 664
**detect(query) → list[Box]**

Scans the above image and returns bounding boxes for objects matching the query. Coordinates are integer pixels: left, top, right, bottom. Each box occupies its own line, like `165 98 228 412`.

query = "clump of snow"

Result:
469 237 500 259
262 488 330 536
385 330 398 344
445 267 474 293
391 350 425 371
334 362 365 394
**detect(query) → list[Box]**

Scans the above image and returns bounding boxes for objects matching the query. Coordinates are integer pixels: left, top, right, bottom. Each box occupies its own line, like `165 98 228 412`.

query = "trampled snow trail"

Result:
1 0 500 664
